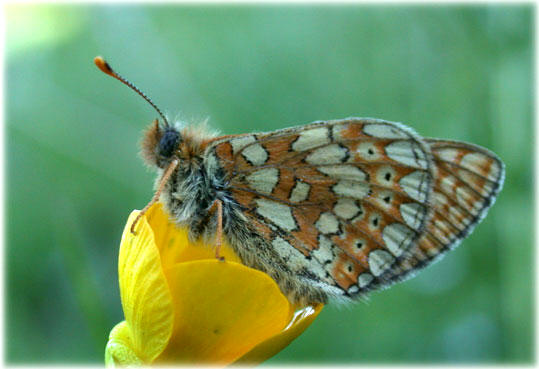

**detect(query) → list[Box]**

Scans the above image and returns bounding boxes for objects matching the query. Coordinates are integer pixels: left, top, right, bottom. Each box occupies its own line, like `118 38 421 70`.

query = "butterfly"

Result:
95 56 505 305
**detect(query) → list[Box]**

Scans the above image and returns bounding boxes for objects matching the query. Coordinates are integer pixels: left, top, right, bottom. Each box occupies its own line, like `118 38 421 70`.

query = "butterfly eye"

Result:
159 128 181 158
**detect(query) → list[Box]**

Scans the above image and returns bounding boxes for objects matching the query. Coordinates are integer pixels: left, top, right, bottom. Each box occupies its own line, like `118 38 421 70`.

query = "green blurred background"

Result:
6 4 533 364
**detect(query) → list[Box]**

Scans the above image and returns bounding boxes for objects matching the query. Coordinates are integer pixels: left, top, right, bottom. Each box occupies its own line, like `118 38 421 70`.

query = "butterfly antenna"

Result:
94 56 170 127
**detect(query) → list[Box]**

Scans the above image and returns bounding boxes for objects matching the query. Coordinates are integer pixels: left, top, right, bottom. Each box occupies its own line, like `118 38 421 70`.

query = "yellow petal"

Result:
110 203 324 366
155 260 292 365
234 304 324 364
118 210 174 363
104 321 143 367
145 203 241 268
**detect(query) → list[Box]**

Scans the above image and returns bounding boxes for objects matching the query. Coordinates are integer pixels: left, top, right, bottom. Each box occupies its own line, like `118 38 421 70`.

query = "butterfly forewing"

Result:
209 118 468 298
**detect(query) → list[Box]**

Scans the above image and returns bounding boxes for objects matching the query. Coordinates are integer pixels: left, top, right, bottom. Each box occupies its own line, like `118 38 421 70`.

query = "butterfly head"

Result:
142 119 182 168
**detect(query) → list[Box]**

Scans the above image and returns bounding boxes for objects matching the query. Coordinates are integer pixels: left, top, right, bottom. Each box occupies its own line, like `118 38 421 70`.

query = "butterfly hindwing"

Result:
362 138 505 292
415 139 504 257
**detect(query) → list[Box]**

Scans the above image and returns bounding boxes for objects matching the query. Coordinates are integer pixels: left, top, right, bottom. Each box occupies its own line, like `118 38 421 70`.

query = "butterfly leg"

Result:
130 159 179 234
208 199 225 261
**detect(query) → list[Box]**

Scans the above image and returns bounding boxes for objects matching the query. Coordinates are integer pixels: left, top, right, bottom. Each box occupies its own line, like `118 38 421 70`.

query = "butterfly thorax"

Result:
141 121 233 239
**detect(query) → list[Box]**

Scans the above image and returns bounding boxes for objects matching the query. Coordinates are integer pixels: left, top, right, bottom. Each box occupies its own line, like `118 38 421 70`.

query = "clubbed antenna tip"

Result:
94 56 114 76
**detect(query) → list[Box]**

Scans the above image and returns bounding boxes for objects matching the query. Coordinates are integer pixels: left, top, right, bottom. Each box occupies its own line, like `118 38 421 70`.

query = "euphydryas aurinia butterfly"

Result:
95 57 505 305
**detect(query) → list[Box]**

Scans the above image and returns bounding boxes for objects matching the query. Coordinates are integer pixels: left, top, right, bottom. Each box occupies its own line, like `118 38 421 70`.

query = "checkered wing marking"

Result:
364 138 505 292
210 118 442 298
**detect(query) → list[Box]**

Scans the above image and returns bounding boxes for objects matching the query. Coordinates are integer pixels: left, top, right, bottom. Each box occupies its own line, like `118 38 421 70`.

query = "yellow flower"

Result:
105 203 323 366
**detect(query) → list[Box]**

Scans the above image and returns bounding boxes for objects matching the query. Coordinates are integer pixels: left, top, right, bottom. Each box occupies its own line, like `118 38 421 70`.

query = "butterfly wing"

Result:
393 139 505 278
207 118 504 300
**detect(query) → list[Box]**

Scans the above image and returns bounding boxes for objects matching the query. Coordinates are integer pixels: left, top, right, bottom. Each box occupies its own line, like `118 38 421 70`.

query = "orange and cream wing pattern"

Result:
365 138 505 291
413 139 504 257
207 118 504 298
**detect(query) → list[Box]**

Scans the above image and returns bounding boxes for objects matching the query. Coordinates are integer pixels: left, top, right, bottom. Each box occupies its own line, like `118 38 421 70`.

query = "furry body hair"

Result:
142 121 332 305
